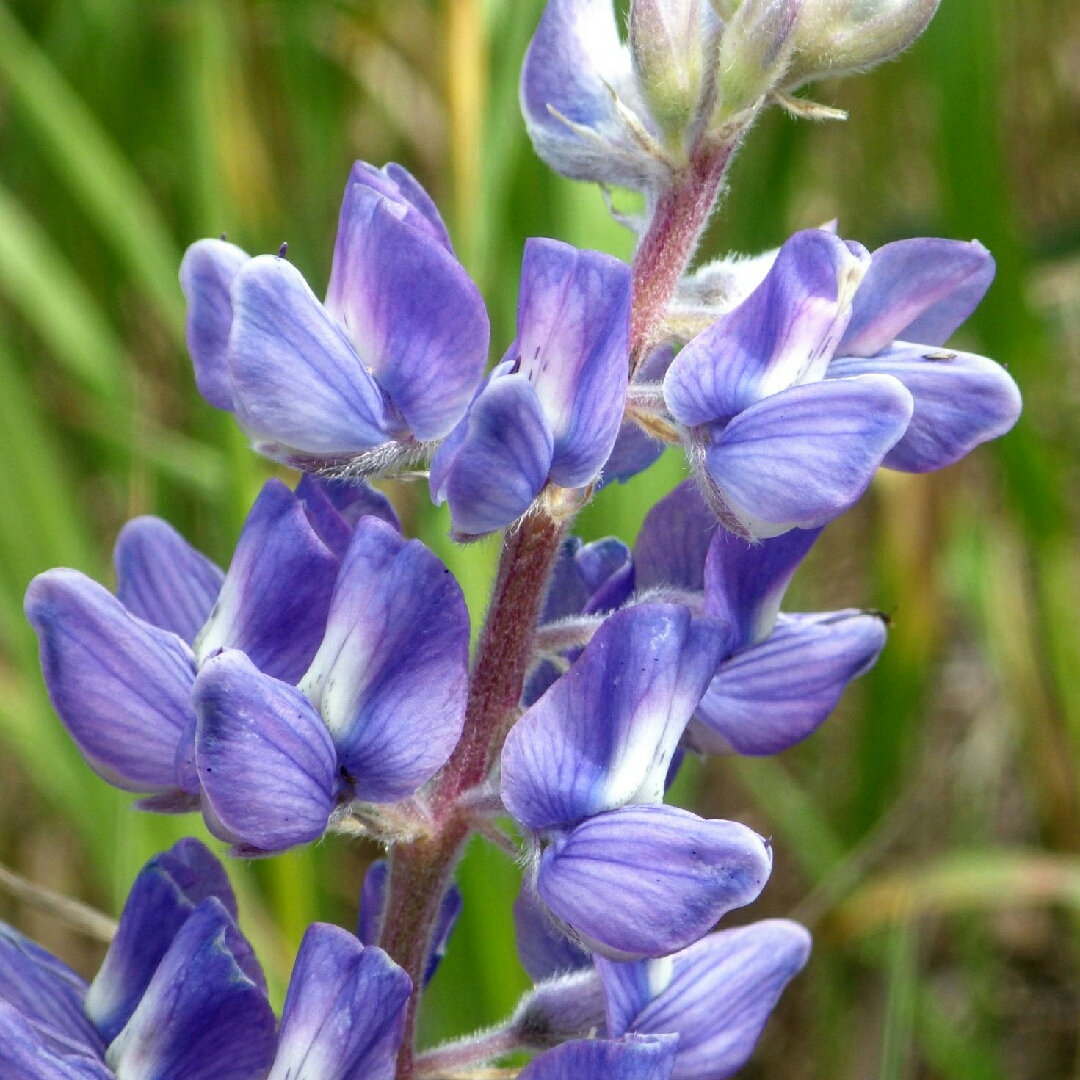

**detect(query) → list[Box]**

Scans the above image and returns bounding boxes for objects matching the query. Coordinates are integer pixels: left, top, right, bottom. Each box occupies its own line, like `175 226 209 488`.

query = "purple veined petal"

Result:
179 239 250 411
106 898 277 1080
519 1035 679 1080
502 605 728 831
268 925 411 1080
194 650 338 854
592 955 674 1040
602 420 667 487
827 344 1022 473
634 480 717 594
228 254 398 457
324 184 489 441
521 0 661 190
664 231 869 427
839 238 995 357
542 537 596 623
85 838 254 1045
24 570 196 795
0 1000 112 1080
357 860 462 986
603 921 811 1080
702 527 821 652
581 539 636 615
294 473 354 561
195 479 339 685
308 475 401 532
333 162 453 254
691 611 887 757
701 374 915 538
300 517 470 803
515 239 631 487
114 517 224 645
382 163 454 251
0 923 100 1053
543 537 635 623
440 372 556 538
536 806 772 959
513 885 592 982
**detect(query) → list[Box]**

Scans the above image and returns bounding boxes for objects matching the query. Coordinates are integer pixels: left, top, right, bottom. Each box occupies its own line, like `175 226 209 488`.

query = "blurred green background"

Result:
1 0 1079 1076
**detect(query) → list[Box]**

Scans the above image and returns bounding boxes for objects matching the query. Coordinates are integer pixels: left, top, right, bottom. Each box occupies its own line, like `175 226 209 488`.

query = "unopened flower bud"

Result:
629 0 719 142
713 0 803 122
784 0 940 87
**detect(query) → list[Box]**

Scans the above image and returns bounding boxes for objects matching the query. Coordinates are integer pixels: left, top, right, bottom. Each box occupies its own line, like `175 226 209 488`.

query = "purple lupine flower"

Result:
24 478 341 814
502 604 772 959
193 515 471 854
181 162 489 474
266 923 411 1080
661 228 1020 537
431 238 632 538
0 839 413 1080
596 919 812 1080
0 839 277 1080
636 480 887 755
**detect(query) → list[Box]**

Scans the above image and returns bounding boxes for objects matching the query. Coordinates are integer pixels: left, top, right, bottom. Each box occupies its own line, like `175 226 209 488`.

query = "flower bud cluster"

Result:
520 0 940 194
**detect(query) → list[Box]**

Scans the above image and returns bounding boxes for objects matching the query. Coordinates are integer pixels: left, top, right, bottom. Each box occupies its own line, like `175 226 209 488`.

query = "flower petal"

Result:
519 1035 678 1080
691 611 886 756
228 254 396 457
536 806 772 959
305 476 401 532
85 839 254 1044
516 239 631 487
839 238 995 357
114 517 224 645
702 527 821 652
604 920 811 1080
521 0 659 190
543 536 634 623
300 518 470 802
179 239 250 410
502 605 728 831
664 231 868 426
634 480 717 594
24 570 196 795
106 899 277 1080
330 162 452 255
827 344 1022 473
440 372 555 538
195 479 339 685
513 886 592 982
324 180 489 441
0 923 99 1052
268 925 411 1080
0 1000 111 1080
195 650 338 854
701 374 914 537
602 422 667 486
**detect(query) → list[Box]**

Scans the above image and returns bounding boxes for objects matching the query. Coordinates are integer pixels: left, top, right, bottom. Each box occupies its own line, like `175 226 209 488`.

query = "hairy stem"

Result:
384 130 738 1080
383 512 564 1080
415 1026 524 1076
629 139 736 369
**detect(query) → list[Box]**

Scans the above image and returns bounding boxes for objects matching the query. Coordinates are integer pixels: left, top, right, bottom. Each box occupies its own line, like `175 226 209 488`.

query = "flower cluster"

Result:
8 2 1022 1079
